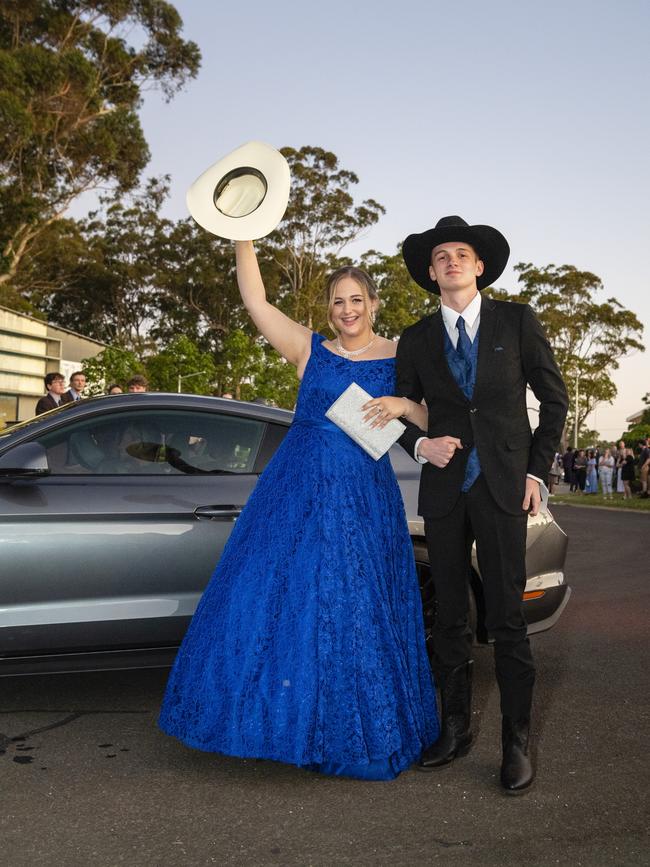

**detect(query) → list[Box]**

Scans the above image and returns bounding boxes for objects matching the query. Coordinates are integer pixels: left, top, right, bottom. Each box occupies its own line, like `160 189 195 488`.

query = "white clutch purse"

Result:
325 382 406 460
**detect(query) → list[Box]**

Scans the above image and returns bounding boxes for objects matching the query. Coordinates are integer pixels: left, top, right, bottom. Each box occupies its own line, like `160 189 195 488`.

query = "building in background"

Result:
0 305 105 425
625 408 646 427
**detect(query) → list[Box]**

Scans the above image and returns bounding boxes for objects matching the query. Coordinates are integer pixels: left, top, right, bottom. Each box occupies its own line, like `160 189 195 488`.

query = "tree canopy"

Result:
0 0 199 295
0 18 644 422
261 146 386 331
500 263 644 443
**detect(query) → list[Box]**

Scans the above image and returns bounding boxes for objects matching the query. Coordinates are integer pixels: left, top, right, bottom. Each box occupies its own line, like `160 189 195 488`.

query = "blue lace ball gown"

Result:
159 334 439 780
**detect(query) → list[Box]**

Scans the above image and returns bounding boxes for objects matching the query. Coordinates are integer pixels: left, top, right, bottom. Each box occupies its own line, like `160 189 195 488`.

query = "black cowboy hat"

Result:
402 215 510 294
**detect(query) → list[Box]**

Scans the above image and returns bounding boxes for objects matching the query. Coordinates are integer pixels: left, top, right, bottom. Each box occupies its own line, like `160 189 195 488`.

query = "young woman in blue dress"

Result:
159 240 438 780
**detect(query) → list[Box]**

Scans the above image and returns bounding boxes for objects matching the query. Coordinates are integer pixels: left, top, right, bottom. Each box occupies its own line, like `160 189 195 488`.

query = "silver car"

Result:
0 394 570 676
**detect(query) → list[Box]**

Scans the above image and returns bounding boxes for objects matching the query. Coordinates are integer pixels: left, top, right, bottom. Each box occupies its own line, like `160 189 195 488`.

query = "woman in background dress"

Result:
598 448 615 499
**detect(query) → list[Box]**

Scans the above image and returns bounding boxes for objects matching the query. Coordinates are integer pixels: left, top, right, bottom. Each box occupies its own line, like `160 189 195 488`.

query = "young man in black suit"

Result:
397 216 568 793
35 372 73 415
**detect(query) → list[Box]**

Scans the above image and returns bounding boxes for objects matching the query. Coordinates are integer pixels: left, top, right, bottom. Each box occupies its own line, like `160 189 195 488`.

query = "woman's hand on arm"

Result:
362 396 428 430
235 241 311 368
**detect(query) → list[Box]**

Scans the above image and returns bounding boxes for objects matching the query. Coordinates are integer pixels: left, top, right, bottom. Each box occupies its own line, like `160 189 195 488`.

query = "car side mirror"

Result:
0 441 50 478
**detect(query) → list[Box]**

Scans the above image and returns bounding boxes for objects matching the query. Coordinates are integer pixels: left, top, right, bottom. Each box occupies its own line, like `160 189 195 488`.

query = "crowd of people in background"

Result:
35 371 149 414
555 440 650 500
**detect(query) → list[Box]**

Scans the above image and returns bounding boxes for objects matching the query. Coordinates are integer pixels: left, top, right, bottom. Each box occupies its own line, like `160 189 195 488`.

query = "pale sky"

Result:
131 0 649 439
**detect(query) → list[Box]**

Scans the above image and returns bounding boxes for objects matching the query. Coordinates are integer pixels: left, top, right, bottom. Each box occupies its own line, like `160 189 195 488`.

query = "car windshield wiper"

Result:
126 442 239 475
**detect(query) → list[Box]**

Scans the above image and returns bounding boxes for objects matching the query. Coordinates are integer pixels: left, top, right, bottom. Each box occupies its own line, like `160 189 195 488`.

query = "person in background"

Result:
561 446 574 486
615 440 627 495
126 375 148 393
598 448 615 499
573 449 587 493
585 450 598 494
638 437 650 499
35 372 73 414
621 452 636 499
548 452 562 494
66 370 87 402
220 392 234 399
107 384 123 395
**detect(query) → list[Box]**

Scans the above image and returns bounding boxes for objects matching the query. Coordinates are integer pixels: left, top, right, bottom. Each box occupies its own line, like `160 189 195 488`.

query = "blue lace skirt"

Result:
159 421 438 779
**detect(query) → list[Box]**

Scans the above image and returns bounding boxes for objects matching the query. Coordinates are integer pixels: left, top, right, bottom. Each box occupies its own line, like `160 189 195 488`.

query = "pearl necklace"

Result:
335 334 376 359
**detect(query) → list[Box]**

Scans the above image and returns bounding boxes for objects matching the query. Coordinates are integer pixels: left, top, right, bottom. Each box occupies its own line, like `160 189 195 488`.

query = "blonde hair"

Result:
325 266 379 335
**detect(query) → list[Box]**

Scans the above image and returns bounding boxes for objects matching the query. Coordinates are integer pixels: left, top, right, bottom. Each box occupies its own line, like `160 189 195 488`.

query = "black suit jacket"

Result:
35 393 60 414
396 296 568 517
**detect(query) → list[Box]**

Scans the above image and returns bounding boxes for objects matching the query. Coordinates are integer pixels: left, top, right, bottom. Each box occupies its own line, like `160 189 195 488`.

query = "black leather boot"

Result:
500 716 534 793
417 660 473 770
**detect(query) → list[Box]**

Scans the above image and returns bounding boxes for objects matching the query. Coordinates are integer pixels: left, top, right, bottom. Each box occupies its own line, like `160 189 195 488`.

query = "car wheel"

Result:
412 542 479 662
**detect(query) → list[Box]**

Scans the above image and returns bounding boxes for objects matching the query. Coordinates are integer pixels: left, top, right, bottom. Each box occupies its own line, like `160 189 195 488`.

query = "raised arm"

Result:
235 241 311 369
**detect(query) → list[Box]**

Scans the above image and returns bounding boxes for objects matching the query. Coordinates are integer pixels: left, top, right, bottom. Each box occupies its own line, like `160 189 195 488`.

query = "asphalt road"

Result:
2 505 649 867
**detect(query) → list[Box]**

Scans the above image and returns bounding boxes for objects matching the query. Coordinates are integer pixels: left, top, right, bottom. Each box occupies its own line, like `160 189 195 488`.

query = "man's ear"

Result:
429 263 437 281
476 259 485 277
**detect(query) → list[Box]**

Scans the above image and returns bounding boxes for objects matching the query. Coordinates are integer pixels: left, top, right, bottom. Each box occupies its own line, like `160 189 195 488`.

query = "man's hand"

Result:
417 436 463 468
522 477 541 516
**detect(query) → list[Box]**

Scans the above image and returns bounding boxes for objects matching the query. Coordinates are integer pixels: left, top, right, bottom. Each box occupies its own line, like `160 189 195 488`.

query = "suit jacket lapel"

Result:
473 295 499 398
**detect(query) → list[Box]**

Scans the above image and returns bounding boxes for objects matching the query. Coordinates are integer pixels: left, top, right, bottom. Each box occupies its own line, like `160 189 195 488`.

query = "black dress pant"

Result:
424 474 535 721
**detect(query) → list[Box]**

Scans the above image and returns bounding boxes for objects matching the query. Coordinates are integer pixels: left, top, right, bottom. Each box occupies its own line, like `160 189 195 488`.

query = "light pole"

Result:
574 370 579 449
177 371 206 393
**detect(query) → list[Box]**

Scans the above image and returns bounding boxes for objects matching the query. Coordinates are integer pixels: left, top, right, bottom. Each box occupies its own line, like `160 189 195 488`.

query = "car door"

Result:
0 405 286 658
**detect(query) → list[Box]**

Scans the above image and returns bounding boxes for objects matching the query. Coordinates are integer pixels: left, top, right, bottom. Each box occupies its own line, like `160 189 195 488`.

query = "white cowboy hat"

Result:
186 141 291 240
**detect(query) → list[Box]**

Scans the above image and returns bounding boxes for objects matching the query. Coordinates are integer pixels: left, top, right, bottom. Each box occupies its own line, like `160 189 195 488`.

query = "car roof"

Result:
0 393 295 449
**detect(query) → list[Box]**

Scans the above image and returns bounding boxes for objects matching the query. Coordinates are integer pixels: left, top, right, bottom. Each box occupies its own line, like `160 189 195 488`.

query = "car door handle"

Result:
194 505 243 519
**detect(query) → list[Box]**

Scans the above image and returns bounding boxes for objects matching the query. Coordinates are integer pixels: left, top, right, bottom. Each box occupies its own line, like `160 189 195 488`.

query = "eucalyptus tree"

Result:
260 146 385 331
506 263 644 439
0 0 199 296
360 249 434 339
33 176 172 352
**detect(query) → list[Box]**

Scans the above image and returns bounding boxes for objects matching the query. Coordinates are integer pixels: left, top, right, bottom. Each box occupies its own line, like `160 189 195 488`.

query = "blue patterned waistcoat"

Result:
443 327 481 491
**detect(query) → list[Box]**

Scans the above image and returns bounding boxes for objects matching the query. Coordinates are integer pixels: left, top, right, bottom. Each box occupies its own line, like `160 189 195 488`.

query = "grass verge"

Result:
549 492 650 511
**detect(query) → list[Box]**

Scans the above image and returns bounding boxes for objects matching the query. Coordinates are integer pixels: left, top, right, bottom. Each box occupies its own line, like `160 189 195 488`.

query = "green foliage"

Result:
0 1 199 288
250 349 300 409
360 249 434 338
149 216 252 354
81 346 143 395
29 178 172 351
210 331 299 409
576 429 600 449
146 335 216 394
261 146 385 329
621 424 650 445
213 330 264 402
